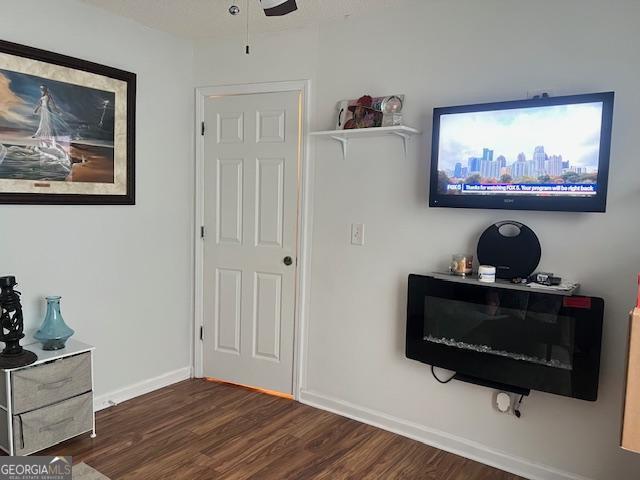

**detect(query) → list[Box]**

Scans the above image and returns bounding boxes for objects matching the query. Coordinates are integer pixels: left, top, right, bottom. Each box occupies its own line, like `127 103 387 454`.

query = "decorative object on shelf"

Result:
478 265 496 283
527 272 561 286
449 254 473 276
0 276 37 368
376 95 404 127
0 39 136 205
336 94 405 130
34 296 74 351
341 96 383 130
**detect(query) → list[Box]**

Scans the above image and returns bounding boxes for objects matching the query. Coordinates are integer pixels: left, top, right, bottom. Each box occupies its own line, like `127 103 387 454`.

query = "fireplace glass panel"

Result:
423 294 575 371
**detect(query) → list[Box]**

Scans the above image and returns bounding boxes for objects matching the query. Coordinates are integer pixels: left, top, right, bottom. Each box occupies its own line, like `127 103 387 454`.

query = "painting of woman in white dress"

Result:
0 39 134 204
33 85 61 140
0 69 115 183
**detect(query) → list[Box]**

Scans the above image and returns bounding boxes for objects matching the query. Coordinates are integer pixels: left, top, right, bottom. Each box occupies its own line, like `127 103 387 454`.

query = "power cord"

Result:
431 365 456 384
430 367 527 418
514 394 525 418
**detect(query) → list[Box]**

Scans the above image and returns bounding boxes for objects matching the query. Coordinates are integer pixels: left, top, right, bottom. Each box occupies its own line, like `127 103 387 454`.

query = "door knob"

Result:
283 256 293 266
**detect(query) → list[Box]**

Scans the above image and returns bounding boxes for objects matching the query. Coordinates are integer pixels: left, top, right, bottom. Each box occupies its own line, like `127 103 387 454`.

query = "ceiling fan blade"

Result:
260 0 298 16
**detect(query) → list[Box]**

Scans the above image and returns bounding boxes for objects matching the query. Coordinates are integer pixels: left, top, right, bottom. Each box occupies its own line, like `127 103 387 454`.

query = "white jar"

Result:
478 265 496 283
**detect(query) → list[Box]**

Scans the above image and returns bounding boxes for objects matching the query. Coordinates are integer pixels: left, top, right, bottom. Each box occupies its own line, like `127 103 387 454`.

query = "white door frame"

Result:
193 80 313 400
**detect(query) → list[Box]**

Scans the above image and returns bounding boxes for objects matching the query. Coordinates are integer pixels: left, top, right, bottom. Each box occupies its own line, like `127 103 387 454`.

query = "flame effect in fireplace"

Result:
424 335 572 370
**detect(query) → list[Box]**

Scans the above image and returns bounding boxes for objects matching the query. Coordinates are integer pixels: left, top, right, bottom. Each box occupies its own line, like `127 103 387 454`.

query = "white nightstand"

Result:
0 339 95 455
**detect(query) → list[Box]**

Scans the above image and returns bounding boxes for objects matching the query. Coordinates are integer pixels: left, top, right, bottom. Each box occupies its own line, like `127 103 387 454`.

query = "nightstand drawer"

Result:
11 353 92 414
12 392 93 456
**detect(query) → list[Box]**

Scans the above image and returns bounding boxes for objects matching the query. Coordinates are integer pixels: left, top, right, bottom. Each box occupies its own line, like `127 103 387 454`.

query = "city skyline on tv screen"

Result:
437 102 604 196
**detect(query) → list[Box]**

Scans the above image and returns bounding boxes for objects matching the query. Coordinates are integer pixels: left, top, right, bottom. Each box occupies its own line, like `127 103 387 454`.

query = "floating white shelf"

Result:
429 272 580 296
309 125 421 160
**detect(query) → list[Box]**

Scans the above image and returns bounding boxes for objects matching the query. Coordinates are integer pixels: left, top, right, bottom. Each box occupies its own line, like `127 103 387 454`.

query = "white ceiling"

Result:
79 0 400 39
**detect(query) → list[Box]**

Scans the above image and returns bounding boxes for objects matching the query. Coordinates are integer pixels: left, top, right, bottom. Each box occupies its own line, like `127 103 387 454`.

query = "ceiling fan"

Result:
228 0 298 54
229 0 298 18
260 0 298 16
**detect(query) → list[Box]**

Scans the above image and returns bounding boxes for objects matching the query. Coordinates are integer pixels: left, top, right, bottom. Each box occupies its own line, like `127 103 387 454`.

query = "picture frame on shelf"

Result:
335 94 405 130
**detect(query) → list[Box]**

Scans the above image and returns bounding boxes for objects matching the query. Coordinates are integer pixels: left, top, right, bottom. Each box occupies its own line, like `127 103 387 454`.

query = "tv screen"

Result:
429 92 614 212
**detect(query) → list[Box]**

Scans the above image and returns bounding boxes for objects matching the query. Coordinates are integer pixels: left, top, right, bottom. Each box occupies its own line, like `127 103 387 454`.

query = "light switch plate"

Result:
351 223 365 246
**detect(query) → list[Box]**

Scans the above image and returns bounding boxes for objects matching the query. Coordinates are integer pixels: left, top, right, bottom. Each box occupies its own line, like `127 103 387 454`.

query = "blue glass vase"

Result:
34 296 74 350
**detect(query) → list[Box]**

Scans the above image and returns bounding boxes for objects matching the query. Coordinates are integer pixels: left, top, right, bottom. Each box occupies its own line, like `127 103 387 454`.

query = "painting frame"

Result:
0 39 136 205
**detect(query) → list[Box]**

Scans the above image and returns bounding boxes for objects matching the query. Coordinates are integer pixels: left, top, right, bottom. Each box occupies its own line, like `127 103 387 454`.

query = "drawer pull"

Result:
17 415 24 449
37 377 72 391
39 417 74 433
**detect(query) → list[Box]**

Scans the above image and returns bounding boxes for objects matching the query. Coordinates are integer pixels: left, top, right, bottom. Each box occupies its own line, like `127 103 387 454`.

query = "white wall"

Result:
196 0 640 478
0 0 194 399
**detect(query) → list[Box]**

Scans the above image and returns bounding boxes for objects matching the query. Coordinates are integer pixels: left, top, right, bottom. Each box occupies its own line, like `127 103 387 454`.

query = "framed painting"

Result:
0 40 135 204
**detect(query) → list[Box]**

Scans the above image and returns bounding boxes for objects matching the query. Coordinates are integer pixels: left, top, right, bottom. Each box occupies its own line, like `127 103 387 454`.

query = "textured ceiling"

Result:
79 0 400 39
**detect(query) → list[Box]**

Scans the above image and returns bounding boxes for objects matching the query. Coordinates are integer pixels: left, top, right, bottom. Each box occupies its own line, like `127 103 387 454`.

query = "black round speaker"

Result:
477 221 541 280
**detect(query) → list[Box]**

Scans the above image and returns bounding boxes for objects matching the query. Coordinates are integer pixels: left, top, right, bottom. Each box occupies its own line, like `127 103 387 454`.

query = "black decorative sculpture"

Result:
0 276 37 368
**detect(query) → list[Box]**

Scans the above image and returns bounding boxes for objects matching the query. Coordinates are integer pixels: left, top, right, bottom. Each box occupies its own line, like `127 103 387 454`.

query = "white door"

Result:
202 91 300 394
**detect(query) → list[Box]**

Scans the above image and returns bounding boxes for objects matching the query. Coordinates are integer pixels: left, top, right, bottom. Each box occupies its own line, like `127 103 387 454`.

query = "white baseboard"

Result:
94 366 192 412
299 389 592 480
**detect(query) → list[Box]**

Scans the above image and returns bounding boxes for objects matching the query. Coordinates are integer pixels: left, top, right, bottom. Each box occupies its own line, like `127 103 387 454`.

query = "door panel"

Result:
217 112 244 144
253 272 282 361
215 268 241 354
255 158 284 247
256 110 286 143
203 91 300 394
217 159 243 245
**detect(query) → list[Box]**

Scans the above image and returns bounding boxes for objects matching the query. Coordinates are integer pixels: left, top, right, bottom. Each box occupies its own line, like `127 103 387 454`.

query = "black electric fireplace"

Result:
406 274 604 401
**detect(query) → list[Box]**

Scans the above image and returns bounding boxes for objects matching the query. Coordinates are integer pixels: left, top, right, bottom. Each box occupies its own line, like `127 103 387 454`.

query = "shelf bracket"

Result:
392 131 411 159
330 136 348 159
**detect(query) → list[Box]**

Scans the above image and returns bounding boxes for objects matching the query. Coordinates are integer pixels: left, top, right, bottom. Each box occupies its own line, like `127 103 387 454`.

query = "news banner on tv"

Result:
446 183 597 195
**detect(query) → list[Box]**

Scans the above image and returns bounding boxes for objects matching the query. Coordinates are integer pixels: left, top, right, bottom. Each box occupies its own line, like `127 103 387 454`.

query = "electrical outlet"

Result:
351 223 365 246
495 392 512 413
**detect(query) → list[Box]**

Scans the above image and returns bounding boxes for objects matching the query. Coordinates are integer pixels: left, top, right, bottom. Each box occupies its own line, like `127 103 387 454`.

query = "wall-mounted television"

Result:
429 92 614 212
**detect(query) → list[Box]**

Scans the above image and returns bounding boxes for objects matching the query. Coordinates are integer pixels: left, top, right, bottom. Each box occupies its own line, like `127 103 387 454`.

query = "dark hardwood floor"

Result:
42 379 523 479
